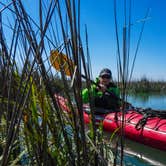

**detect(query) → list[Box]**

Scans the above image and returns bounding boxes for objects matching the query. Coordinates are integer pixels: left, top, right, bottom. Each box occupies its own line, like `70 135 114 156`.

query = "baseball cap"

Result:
99 68 112 79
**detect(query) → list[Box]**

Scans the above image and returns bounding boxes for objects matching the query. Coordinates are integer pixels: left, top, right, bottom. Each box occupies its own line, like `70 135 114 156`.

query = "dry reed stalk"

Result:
0 0 112 165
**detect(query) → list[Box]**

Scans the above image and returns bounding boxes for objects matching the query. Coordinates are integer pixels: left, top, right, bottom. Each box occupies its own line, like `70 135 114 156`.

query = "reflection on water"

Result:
128 94 166 110
123 138 166 166
105 132 166 166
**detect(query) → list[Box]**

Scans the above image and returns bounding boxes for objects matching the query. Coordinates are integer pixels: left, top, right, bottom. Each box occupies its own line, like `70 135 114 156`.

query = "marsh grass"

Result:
127 77 166 94
113 0 150 165
0 0 149 165
0 0 115 165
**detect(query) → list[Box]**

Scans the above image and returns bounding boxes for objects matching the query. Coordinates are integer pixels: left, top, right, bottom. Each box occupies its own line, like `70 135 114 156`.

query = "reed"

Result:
127 77 166 94
113 0 150 165
0 0 150 165
0 0 114 165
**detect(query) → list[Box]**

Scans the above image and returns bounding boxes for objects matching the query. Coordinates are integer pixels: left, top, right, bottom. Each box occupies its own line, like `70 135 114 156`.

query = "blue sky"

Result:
1 0 166 81
80 0 166 81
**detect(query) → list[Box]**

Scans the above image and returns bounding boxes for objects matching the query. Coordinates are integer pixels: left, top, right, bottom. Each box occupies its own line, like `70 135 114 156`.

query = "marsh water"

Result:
128 94 166 110
109 94 166 166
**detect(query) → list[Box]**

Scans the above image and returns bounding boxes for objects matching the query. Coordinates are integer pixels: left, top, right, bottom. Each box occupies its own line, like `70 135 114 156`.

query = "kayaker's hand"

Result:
98 84 107 92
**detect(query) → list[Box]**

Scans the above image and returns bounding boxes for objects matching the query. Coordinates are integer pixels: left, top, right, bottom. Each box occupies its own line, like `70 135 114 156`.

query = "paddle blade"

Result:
50 50 74 76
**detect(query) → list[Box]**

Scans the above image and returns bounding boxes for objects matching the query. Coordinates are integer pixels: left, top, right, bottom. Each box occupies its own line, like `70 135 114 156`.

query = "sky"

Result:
1 0 166 81
79 0 166 81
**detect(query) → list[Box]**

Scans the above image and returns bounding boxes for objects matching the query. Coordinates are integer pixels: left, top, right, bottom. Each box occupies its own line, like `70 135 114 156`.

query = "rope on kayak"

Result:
135 107 166 119
135 107 166 130
135 113 154 130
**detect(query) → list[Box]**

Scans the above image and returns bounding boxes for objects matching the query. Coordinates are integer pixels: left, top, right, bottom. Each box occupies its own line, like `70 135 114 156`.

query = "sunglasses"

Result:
101 75 111 79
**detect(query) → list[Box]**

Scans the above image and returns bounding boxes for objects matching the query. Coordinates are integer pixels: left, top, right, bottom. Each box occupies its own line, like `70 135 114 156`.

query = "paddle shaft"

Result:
81 74 130 106
50 50 130 106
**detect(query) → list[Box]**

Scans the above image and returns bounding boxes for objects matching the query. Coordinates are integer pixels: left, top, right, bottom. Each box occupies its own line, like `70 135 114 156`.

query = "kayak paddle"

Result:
50 50 132 108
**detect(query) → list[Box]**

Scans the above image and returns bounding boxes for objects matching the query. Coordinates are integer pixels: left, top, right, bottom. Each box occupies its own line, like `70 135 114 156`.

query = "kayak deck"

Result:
55 94 166 151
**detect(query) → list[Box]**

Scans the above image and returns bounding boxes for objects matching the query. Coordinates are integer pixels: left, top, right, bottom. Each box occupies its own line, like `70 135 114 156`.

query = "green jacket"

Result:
82 78 120 109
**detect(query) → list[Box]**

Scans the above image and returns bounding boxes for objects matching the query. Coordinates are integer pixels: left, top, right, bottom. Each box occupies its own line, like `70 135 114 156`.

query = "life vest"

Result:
94 82 120 109
82 78 120 109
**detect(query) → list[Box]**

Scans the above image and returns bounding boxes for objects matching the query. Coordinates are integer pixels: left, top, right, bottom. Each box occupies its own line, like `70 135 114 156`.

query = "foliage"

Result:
0 1 114 165
127 77 166 94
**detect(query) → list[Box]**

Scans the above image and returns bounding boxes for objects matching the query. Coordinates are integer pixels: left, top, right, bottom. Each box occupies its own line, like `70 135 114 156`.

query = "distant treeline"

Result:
124 77 166 94
80 77 166 94
1 74 165 95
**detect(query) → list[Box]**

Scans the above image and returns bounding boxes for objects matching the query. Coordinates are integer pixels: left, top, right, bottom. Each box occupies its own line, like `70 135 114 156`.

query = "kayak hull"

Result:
103 111 166 151
55 94 166 151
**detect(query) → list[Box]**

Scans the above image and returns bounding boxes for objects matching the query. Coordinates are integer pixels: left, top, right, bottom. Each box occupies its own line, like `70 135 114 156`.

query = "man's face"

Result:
99 75 111 86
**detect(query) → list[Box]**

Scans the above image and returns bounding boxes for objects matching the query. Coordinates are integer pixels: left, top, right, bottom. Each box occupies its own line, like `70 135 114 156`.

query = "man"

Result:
82 68 120 110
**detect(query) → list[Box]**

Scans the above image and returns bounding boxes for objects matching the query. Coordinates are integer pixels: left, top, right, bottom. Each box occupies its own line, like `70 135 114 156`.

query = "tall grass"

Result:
0 0 114 165
0 0 150 165
113 0 150 165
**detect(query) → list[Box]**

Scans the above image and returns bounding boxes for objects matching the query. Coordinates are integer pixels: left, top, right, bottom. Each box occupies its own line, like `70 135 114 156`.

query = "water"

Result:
104 130 166 166
108 135 166 166
123 139 166 166
116 94 166 166
128 94 166 110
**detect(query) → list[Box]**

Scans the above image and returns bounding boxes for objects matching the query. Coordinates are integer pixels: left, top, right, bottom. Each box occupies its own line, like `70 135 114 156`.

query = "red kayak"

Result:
55 95 166 151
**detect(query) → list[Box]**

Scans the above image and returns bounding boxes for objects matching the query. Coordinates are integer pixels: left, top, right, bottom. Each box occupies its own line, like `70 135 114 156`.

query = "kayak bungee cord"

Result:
134 107 166 130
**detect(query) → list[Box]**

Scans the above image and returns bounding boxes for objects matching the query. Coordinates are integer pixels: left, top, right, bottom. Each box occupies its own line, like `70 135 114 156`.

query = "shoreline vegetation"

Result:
1 75 166 96
71 77 166 95
127 78 166 94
